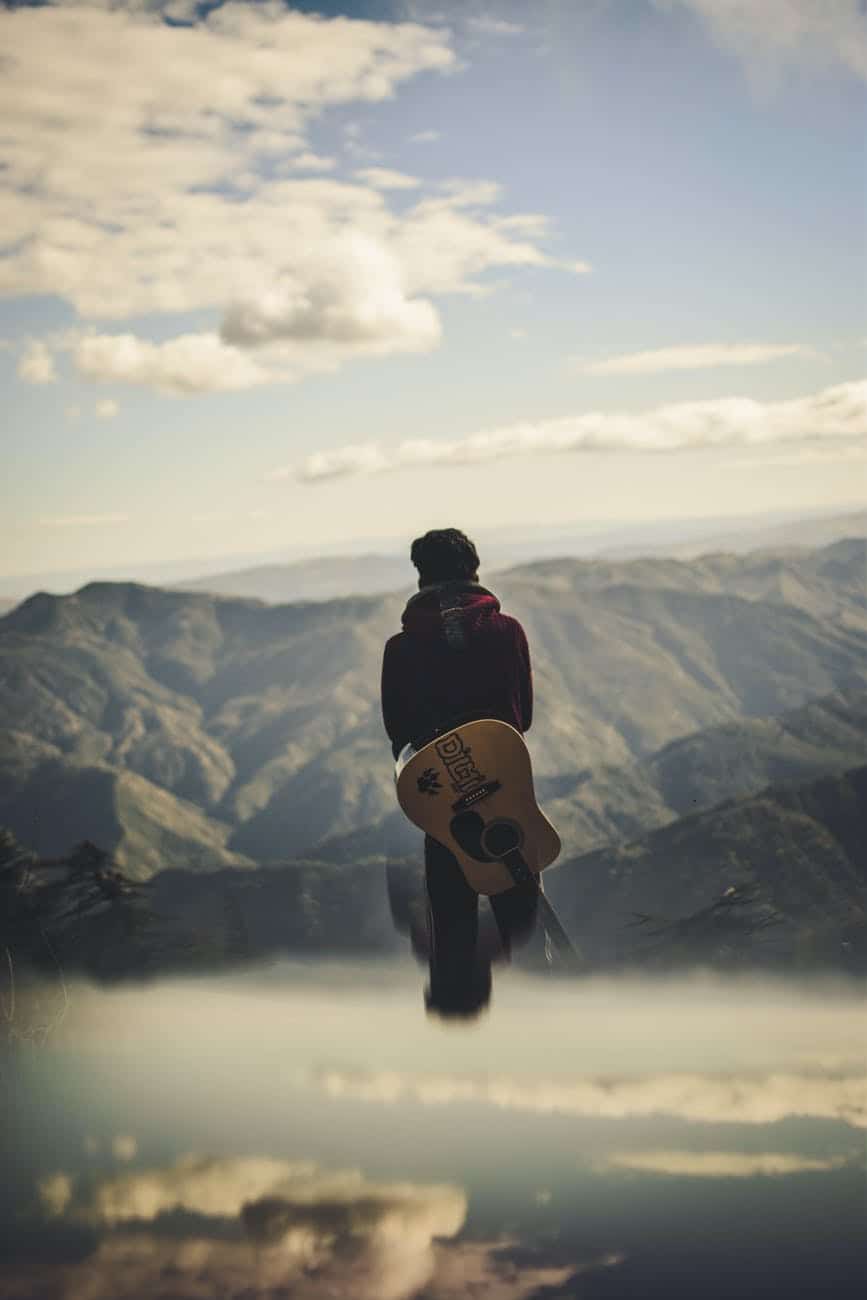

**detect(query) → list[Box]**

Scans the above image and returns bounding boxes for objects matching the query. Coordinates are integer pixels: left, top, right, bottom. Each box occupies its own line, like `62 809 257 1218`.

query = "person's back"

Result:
380 528 539 1019
381 531 532 760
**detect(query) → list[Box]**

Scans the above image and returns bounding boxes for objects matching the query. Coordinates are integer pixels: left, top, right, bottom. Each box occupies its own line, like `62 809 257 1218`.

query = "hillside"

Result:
313 686 867 865
542 686 867 857
1 540 865 874
546 765 867 969
0 731 250 879
5 766 867 978
0 830 400 983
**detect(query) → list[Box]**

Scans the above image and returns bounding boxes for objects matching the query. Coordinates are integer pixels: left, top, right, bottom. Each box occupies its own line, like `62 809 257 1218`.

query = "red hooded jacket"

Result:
380 581 533 759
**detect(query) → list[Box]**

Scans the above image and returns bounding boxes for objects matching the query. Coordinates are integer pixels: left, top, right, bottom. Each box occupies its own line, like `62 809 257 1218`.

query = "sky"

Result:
1 0 865 580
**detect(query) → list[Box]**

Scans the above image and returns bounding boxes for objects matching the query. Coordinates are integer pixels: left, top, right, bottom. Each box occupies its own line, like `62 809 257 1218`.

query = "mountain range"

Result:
546 763 867 970
3 505 863 607
167 508 867 606
0 537 865 877
4 761 865 980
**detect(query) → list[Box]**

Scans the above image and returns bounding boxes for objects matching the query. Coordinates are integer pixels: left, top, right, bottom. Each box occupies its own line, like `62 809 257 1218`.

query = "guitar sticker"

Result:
435 731 486 795
417 767 442 796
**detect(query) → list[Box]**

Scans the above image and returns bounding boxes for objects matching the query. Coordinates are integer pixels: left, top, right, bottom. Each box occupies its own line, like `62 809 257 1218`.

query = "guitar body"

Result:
395 719 561 895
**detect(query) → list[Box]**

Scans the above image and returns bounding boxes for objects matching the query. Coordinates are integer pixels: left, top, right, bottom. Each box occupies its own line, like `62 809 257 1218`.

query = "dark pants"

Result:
424 834 539 969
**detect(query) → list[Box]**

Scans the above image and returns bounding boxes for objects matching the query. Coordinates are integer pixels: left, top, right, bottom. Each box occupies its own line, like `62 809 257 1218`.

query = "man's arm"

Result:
381 635 408 759
515 621 533 732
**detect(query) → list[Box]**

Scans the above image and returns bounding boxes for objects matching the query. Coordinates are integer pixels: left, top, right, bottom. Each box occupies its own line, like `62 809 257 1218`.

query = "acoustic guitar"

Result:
395 718 581 964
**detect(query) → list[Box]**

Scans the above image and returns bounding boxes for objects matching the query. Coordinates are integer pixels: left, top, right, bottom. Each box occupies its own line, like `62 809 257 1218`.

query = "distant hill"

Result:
173 553 415 604
168 510 866 605
547 764 867 969
2 504 861 605
603 507 867 559
2 540 866 874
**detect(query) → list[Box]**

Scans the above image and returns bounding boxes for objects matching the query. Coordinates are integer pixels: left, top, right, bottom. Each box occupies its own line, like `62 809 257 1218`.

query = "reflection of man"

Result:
381 528 539 1017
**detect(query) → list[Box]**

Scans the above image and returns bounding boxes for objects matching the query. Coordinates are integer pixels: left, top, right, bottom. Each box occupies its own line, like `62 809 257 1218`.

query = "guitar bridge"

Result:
451 780 501 813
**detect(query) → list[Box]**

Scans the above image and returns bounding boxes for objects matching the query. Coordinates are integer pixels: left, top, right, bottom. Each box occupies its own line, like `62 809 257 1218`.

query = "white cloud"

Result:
662 0 867 84
61 175 577 392
279 379 867 482
429 1240 612 1300
35 1152 468 1300
17 339 56 384
111 1135 138 1162
466 16 526 36
40 513 129 528
315 1063 867 1128
65 404 81 422
220 231 440 351
579 342 821 375
83 1154 330 1224
95 399 120 420
604 1149 854 1178
355 167 422 189
284 152 337 173
0 3 455 221
410 129 442 142
0 5 453 322
12 1228 588 1300
0 6 585 392
74 332 275 394
37 1172 73 1217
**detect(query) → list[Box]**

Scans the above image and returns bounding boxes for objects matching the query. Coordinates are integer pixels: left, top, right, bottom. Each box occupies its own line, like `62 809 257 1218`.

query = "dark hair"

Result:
410 528 479 587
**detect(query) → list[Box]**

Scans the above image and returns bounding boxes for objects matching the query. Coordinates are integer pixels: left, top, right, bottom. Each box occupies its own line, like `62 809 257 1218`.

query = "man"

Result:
380 528 539 1016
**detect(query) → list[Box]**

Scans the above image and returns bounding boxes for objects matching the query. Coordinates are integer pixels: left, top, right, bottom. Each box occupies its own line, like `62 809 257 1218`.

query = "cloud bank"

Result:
580 343 820 375
3 3 586 391
604 1149 854 1178
664 0 867 84
26 1152 590 1300
315 1064 867 1128
272 380 867 481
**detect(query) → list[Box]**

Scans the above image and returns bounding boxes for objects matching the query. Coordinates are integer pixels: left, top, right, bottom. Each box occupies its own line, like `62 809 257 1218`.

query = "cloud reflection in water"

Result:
315 1064 867 1128
20 1154 601 1300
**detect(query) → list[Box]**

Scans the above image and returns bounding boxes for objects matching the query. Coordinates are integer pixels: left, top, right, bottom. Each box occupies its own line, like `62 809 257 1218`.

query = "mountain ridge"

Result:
2 540 865 873
546 763 867 968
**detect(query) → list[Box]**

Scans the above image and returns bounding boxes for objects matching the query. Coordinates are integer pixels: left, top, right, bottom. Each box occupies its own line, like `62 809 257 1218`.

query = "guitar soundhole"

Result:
480 819 522 858
450 811 493 862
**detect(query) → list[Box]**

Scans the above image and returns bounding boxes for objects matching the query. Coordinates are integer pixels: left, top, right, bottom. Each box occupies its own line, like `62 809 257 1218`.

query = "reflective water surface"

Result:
2 962 866 1299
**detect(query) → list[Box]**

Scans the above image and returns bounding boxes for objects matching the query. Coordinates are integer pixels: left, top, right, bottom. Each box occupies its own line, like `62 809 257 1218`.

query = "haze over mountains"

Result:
1 537 865 881
174 554 414 605
1 505 863 607
172 506 867 605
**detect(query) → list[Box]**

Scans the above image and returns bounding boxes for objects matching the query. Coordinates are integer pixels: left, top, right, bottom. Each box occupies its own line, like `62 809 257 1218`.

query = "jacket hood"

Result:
401 580 501 642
